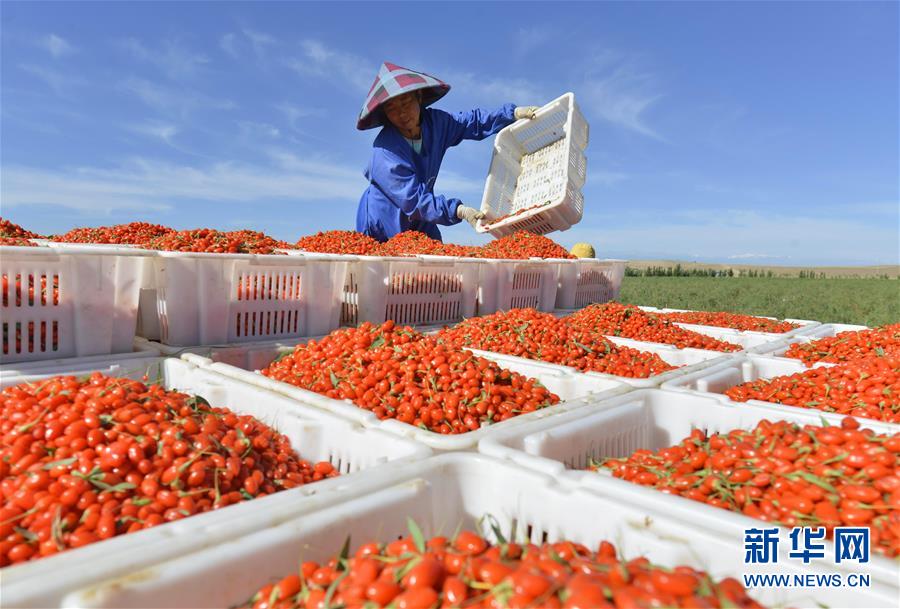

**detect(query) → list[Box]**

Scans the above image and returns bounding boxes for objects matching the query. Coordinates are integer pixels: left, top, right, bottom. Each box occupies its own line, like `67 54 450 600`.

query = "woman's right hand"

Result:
456 205 485 228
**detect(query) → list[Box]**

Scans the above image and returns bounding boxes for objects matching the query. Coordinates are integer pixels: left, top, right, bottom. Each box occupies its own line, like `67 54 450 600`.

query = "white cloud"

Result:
118 77 236 116
275 102 325 129
220 33 238 58
561 208 899 265
727 253 784 260
439 69 547 108
40 34 76 58
242 28 277 59
580 51 664 140
125 121 179 146
1 156 366 213
284 40 373 92
18 64 85 95
238 121 281 139
120 38 209 79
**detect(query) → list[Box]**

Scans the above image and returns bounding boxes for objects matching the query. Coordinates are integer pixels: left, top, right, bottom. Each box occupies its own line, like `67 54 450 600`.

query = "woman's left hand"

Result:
514 106 540 120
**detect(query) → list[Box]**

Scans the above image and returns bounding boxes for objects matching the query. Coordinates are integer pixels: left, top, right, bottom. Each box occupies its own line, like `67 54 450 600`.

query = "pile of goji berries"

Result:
0 218 42 240
565 303 741 352
725 354 900 423
294 229 574 259
295 230 382 256
147 229 291 254
595 417 900 557
377 231 480 257
479 232 574 260
51 222 174 246
0 238 39 247
240 527 764 609
261 321 560 433
437 309 675 378
0 373 337 566
783 324 900 366
658 311 800 334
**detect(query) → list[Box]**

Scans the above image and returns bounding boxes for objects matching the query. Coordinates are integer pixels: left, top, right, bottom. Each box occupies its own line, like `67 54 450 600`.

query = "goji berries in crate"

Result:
0 244 150 363
0 355 429 607
478 390 899 606
136 251 347 346
753 323 876 361
189 334 630 452
478 93 588 237
663 353 900 426
555 258 627 309
470 334 732 389
638 306 820 339
53 453 887 609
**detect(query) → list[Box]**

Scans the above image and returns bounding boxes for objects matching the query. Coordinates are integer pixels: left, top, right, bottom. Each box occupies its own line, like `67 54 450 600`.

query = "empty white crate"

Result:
190 341 632 452
1 245 150 363
478 389 899 606
556 259 626 309
478 92 588 237
137 251 346 346
58 453 896 609
0 355 431 608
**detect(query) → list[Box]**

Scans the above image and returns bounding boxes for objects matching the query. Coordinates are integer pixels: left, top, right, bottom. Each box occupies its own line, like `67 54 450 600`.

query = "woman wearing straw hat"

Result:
356 61 539 243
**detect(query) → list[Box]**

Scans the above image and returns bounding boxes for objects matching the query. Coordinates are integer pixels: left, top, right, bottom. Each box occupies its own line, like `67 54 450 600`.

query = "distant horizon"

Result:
2 2 897 266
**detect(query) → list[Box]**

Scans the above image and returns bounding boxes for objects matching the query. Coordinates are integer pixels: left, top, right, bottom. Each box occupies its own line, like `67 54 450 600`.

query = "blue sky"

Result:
2 1 897 265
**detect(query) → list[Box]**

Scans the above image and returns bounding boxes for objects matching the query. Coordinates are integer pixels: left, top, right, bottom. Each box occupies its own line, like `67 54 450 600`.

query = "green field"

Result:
618 277 900 326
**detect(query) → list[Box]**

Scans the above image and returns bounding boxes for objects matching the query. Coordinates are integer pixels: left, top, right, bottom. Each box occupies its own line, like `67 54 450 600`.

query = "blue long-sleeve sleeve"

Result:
443 103 517 147
371 146 461 225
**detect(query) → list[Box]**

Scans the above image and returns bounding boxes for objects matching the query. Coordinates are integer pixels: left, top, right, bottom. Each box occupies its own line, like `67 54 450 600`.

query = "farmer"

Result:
355 62 539 242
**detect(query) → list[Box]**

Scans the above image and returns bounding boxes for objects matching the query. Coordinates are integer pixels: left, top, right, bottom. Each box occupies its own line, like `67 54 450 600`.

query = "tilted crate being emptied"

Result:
477 92 588 237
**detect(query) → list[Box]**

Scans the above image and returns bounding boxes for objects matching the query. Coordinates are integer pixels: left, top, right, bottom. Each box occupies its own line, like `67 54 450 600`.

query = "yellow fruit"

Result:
570 243 595 258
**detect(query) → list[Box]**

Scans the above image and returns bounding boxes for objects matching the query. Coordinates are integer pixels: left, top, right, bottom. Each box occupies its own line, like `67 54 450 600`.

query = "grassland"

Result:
618 277 899 326
627 260 899 278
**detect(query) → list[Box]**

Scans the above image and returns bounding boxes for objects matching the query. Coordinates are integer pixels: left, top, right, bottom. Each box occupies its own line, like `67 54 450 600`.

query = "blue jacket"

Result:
356 103 516 242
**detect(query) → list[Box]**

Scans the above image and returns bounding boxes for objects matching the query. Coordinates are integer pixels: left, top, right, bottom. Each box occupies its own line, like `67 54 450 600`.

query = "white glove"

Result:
456 204 485 228
514 106 540 120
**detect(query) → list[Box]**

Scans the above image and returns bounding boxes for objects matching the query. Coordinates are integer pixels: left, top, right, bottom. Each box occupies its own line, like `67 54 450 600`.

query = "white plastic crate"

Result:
752 322 873 360
466 334 734 389
477 258 560 314
637 305 821 339
556 259 626 309
58 453 897 609
134 335 303 371
660 354 900 429
1 245 150 363
1 355 431 608
478 390 898 607
478 92 588 237
136 251 346 346
192 343 632 451
289 252 484 327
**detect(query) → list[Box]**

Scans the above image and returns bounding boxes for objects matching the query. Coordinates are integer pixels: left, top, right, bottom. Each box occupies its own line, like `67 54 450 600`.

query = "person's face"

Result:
383 92 421 136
